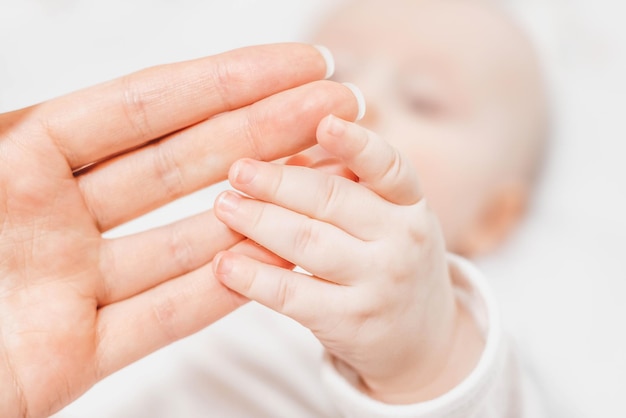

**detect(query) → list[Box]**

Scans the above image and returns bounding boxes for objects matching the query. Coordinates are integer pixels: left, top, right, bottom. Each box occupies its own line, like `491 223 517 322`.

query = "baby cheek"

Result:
408 150 480 250
421 182 463 245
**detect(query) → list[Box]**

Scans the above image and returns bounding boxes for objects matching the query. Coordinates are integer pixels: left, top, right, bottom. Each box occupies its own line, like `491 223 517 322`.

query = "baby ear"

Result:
457 183 529 256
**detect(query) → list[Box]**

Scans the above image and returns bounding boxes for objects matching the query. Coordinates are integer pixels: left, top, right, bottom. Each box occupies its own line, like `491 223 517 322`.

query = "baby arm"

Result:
213 115 484 404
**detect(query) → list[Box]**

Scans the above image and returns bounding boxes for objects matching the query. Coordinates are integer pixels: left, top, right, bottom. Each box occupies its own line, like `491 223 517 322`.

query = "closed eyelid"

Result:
331 55 456 116
399 73 445 98
396 76 451 117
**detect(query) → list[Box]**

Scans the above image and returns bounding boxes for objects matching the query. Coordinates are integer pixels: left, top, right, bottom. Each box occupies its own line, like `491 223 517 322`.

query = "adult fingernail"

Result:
217 192 240 213
342 82 366 121
314 45 335 79
232 160 257 184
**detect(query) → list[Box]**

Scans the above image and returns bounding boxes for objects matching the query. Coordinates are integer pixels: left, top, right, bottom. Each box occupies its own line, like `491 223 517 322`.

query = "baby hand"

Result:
213 115 483 403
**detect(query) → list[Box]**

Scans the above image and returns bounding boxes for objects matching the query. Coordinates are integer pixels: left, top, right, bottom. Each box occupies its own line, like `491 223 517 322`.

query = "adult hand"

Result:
0 43 359 417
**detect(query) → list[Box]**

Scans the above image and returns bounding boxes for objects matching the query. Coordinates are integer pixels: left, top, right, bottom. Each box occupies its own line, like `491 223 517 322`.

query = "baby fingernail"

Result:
342 82 366 121
215 252 233 275
233 160 257 184
326 114 346 137
217 192 240 213
314 45 335 79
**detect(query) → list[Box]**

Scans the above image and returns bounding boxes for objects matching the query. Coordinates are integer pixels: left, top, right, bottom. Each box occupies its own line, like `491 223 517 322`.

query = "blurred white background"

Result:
1 1 625 417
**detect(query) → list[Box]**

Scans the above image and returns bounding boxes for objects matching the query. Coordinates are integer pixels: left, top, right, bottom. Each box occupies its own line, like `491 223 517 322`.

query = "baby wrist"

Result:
362 301 482 404
327 260 485 404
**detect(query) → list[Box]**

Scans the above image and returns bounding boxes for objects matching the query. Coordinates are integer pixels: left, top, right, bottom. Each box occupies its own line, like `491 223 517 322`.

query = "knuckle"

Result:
151 142 185 199
274 272 296 314
167 224 197 274
269 164 286 199
316 176 342 218
349 293 380 325
379 147 404 186
390 258 416 284
405 202 433 244
370 241 412 284
406 219 426 246
241 109 265 161
352 300 374 320
121 74 153 139
151 295 182 342
293 219 320 254
248 201 267 232
213 54 272 162
210 57 235 110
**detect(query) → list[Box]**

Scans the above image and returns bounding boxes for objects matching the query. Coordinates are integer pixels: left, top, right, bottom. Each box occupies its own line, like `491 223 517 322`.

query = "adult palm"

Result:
0 44 357 417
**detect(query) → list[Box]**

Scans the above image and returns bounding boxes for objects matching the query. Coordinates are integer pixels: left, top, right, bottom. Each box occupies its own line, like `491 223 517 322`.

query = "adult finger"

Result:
214 191 363 282
213 251 344 333
97 209 242 305
78 81 360 232
227 159 392 240
95 238 290 378
34 43 334 170
317 115 422 205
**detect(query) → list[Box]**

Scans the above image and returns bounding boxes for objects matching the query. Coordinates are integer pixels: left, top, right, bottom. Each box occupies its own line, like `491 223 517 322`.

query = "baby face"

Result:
307 0 544 253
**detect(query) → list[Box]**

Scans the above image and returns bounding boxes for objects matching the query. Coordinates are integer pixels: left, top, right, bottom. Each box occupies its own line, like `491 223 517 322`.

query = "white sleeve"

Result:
320 255 544 418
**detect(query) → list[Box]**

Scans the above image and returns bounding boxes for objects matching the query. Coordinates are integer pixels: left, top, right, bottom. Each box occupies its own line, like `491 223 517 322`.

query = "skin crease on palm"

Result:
0 44 361 418
304 0 547 256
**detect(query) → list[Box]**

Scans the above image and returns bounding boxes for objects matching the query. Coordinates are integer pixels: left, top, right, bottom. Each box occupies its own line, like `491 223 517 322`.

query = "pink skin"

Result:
309 0 545 255
0 44 358 418
212 0 543 403
213 115 484 403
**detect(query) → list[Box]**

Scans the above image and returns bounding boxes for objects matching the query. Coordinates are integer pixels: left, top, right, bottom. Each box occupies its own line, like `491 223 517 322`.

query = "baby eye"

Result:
403 92 446 118
398 75 447 119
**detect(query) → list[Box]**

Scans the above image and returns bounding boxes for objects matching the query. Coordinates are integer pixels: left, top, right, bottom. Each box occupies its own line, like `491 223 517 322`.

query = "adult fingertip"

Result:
342 82 366 121
314 45 335 79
